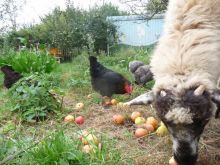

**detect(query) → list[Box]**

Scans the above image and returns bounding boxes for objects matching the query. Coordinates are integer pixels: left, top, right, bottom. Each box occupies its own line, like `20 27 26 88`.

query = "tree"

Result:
4 3 124 57
87 3 126 54
119 0 168 19
0 0 25 33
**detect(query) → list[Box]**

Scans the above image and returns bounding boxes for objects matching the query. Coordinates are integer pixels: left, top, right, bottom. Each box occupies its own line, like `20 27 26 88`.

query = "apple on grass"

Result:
75 116 85 125
135 128 148 138
81 134 100 146
146 117 159 129
111 99 118 105
87 94 92 99
112 114 125 125
143 123 155 132
82 145 95 154
130 112 141 122
135 117 146 125
75 103 84 110
156 124 168 136
64 115 75 123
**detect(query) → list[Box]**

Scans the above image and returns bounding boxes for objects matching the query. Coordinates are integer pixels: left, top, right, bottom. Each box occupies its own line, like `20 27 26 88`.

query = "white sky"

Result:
17 0 128 26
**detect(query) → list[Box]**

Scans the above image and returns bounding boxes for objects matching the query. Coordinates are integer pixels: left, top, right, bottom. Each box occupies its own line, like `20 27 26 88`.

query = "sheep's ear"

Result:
124 91 154 106
211 90 220 118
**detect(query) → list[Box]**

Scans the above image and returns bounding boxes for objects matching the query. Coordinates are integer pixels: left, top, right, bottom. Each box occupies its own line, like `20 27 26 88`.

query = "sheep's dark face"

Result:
154 87 213 165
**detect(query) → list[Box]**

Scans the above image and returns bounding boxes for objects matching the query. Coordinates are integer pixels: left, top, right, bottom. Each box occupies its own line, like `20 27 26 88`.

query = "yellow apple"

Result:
81 134 100 146
111 99 118 105
64 115 75 123
135 117 146 125
75 103 84 110
156 125 169 136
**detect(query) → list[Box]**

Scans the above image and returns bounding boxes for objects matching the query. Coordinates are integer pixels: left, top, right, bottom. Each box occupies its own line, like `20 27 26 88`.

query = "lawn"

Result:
0 48 219 165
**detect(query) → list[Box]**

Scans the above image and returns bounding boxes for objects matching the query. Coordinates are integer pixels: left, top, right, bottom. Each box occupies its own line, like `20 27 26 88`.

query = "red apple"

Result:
112 114 125 125
135 128 148 138
75 116 85 125
146 117 159 129
143 123 155 132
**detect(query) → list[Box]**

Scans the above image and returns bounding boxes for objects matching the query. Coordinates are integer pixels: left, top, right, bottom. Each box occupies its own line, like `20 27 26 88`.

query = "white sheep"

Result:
125 0 220 165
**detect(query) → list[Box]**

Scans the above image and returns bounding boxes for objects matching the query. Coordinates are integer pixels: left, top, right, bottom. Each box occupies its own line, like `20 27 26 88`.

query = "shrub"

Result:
0 50 58 74
8 74 63 121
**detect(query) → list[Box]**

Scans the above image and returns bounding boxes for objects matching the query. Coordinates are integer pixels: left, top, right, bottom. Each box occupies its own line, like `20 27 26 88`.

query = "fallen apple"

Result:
112 114 125 125
156 125 169 136
111 99 118 105
81 134 100 145
105 101 112 105
75 116 85 125
75 103 84 110
135 117 146 125
169 156 177 165
78 130 89 139
160 121 166 127
146 117 159 129
143 123 155 132
117 102 124 108
87 94 92 99
64 115 75 123
82 145 95 154
135 128 148 138
131 111 141 122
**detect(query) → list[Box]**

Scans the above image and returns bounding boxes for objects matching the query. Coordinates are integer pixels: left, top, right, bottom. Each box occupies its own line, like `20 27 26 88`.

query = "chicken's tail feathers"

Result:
1 65 14 74
89 56 97 65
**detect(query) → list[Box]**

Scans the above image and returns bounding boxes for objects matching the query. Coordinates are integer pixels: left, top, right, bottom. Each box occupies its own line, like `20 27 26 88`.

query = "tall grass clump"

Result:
15 131 122 165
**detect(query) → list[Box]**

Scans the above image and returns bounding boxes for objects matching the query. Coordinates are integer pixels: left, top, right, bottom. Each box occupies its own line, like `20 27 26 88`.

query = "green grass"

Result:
10 130 126 165
0 47 154 164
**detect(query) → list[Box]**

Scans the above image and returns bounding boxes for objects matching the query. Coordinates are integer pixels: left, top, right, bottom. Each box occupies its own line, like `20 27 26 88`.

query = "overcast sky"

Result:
17 0 128 26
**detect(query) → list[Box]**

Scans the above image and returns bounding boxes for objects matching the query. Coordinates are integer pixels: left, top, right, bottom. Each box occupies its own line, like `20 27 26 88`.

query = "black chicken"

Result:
1 65 22 88
89 56 132 106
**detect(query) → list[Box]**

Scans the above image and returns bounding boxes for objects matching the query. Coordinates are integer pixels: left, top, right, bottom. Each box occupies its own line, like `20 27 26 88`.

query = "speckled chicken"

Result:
129 60 153 86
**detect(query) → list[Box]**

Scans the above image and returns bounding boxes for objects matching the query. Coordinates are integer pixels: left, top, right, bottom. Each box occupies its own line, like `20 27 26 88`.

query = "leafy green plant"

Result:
8 74 63 121
0 50 58 74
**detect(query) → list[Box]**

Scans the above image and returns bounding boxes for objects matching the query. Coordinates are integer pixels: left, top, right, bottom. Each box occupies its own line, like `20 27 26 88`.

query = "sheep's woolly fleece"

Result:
151 0 220 94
